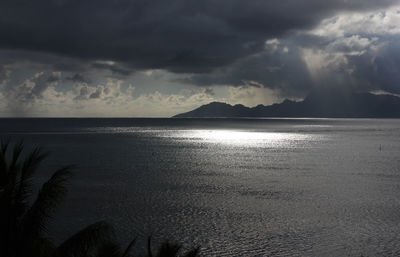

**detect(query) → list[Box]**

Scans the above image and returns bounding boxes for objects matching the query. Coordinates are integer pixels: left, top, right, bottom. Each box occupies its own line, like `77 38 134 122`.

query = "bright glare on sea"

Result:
1 118 400 256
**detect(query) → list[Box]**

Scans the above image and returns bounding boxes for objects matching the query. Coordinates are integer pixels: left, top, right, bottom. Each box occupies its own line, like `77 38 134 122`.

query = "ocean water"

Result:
1 118 400 256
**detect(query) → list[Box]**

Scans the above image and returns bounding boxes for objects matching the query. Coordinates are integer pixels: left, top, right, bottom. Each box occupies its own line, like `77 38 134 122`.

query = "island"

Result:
174 89 400 118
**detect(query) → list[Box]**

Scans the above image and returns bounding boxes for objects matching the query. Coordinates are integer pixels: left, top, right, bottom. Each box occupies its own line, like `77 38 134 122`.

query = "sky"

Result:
0 0 399 117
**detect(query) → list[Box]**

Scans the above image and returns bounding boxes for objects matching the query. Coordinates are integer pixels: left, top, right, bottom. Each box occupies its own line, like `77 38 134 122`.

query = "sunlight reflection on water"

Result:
87 127 316 147
156 129 313 147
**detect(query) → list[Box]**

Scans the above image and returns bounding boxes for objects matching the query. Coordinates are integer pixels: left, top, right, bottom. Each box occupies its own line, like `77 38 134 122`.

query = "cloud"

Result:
0 65 10 86
66 73 90 83
0 0 397 74
6 72 60 101
183 38 313 97
228 85 279 107
175 3 400 100
0 74 224 117
91 61 133 76
0 71 62 114
1 1 400 116
298 4 400 94
89 87 103 99
310 6 400 37
348 39 400 94
203 87 215 96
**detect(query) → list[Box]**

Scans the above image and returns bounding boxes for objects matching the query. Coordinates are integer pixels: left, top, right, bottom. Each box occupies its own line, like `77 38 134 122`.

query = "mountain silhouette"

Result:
173 89 400 118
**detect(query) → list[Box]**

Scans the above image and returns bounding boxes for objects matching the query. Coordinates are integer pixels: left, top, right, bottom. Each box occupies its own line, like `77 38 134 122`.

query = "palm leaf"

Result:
0 139 10 156
95 241 122 257
9 141 23 173
155 241 181 257
54 221 113 257
29 237 57 257
22 166 72 239
121 238 137 257
15 148 49 218
181 247 200 257
0 139 10 187
147 236 153 257
19 147 48 180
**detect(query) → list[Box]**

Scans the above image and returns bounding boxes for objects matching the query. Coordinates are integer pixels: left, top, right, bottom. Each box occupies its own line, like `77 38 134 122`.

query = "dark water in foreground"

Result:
1 118 400 256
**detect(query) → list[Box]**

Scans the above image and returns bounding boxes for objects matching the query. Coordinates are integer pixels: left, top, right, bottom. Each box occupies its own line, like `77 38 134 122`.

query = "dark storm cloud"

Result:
0 49 88 72
66 73 90 83
0 65 8 82
0 0 397 74
183 40 314 97
348 36 400 94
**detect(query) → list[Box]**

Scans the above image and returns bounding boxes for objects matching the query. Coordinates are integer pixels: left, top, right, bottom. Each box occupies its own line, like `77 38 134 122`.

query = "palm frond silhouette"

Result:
0 140 200 257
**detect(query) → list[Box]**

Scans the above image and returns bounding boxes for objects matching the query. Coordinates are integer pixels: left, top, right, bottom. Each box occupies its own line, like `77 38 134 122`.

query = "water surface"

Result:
1 118 399 256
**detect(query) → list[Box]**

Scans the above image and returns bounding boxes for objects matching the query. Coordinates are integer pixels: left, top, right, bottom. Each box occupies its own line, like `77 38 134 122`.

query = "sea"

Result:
1 118 400 256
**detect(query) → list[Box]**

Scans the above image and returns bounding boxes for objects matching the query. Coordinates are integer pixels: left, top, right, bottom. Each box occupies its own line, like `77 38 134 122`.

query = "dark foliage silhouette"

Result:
0 140 72 257
147 237 200 257
0 140 200 257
